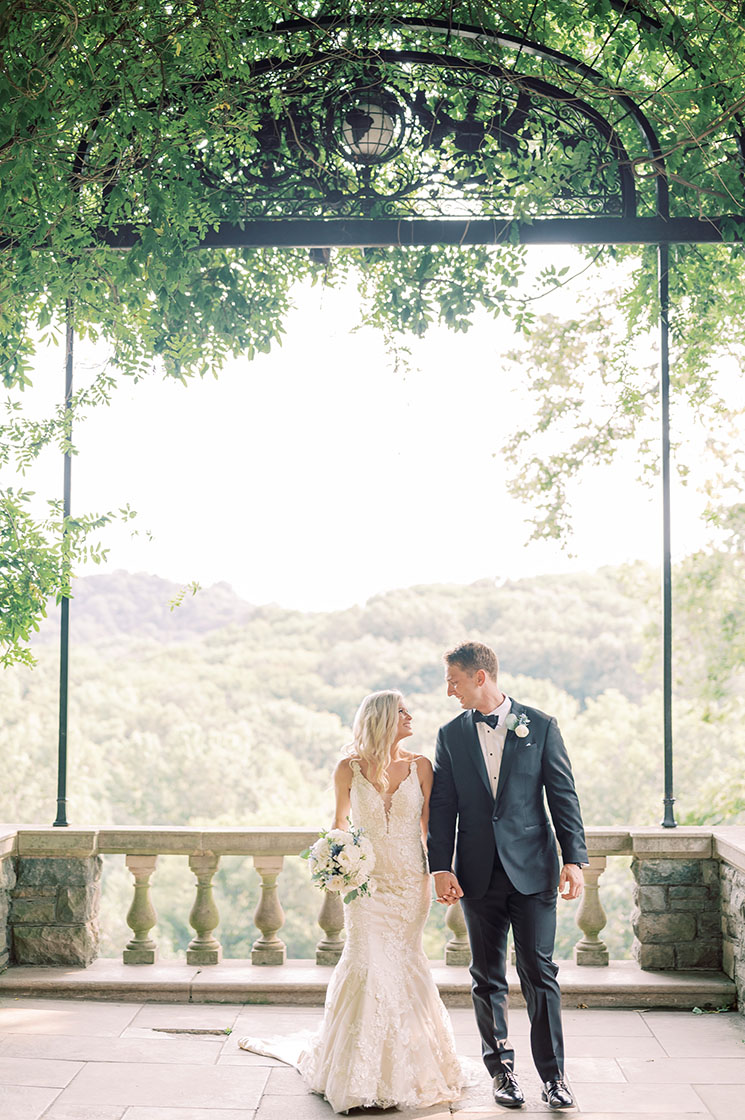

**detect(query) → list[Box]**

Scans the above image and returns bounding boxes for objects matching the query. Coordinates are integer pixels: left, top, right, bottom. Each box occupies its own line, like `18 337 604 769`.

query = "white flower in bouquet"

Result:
309 836 331 864
339 843 365 870
302 821 376 904
349 866 371 888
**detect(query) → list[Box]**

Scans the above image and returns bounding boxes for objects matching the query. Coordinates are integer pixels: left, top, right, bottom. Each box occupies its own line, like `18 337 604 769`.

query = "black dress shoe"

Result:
493 1069 525 1109
541 1077 575 1109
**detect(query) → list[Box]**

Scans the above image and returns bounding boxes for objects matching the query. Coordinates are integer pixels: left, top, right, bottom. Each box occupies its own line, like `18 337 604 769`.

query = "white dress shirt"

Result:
476 693 512 800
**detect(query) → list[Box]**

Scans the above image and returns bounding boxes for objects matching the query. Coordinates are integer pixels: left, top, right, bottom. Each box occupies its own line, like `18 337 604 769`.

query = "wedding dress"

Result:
239 757 463 1113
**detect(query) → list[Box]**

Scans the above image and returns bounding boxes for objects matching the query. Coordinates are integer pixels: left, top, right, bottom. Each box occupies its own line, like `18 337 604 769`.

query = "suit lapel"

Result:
463 711 493 800
495 699 521 808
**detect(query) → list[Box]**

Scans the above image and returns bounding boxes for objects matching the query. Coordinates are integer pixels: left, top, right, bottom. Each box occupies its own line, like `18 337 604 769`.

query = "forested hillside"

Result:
2 566 742 962
32 571 257 646
33 563 651 693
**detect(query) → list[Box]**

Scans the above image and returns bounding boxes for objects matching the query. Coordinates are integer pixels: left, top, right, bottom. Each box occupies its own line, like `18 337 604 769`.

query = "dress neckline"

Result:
351 758 419 820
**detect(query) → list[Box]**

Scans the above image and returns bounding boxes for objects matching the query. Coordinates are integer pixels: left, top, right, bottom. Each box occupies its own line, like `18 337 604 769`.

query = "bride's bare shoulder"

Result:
334 756 357 780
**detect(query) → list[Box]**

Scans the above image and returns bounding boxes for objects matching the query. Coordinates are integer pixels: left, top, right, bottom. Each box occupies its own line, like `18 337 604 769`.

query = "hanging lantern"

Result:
334 91 406 164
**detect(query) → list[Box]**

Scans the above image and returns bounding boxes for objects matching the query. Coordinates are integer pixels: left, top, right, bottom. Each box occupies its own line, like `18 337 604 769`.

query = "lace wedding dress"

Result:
239 758 463 1113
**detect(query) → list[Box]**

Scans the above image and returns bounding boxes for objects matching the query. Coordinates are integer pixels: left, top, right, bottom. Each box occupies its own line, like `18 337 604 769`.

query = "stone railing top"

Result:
712 826 745 874
0 825 320 858
0 829 18 859
0 824 742 864
585 829 633 854
630 826 715 859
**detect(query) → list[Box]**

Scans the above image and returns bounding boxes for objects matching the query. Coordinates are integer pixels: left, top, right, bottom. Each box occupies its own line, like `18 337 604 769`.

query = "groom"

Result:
427 641 587 1111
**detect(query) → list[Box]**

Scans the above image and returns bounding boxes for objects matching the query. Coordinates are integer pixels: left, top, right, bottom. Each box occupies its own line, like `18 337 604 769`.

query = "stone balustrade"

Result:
0 825 743 1012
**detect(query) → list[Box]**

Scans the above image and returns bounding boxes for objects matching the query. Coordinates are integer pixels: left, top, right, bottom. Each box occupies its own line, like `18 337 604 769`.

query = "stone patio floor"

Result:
0 998 744 1120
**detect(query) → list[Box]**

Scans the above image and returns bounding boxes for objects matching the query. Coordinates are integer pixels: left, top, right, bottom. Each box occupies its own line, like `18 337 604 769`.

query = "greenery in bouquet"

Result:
302 823 376 904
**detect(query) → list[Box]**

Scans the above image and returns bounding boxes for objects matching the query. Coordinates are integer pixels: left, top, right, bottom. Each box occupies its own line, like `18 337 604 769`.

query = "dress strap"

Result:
349 758 361 775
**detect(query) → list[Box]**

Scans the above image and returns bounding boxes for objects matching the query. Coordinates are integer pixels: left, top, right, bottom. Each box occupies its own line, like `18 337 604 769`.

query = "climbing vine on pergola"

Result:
2 0 745 385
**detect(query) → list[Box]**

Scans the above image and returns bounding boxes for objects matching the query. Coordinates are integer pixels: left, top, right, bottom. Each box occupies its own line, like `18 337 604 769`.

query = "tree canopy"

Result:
4 0 745 382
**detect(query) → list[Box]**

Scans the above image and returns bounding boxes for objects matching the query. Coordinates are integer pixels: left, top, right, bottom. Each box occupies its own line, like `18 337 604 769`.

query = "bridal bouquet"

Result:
302 824 376 904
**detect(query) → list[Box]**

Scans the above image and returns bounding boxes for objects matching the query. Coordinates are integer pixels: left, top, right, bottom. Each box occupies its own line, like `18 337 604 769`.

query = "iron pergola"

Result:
44 12 745 828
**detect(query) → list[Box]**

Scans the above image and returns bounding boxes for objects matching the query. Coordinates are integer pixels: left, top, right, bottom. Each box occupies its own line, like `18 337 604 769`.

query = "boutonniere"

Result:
505 712 530 739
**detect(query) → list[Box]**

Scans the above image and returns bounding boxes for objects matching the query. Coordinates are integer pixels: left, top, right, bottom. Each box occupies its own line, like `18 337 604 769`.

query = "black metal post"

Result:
659 244 676 828
53 299 74 827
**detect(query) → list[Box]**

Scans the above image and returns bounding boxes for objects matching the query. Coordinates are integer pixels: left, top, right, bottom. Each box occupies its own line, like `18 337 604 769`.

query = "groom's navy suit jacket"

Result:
427 702 588 897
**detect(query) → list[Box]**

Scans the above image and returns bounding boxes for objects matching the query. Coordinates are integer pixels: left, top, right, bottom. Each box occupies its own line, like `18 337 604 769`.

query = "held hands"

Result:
559 863 584 901
433 871 463 906
434 866 583 903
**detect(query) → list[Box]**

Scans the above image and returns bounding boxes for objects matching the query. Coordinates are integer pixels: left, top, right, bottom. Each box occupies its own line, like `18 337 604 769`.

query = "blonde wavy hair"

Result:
347 690 404 792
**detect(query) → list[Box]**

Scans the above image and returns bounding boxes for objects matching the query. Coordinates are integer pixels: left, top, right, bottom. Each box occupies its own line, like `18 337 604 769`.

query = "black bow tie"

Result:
474 712 499 729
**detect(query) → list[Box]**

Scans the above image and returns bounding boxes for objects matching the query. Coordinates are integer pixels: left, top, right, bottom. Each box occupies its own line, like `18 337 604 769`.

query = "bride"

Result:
240 689 463 1113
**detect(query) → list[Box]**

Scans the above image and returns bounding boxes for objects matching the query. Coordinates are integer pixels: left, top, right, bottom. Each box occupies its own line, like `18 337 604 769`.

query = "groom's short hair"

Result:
444 641 498 681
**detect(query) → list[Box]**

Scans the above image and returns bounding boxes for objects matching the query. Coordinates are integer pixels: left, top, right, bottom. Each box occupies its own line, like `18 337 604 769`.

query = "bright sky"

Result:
13 247 719 611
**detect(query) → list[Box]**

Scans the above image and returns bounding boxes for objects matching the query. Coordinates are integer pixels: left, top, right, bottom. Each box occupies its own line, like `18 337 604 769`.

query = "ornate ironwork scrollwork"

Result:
79 51 637 228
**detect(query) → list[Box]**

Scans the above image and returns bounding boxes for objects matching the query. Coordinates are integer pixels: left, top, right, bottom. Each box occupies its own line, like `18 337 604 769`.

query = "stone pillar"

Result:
252 855 286 965
187 852 222 965
11 855 101 967
631 828 721 970
574 856 610 966
124 854 158 964
445 900 471 966
316 889 344 965
719 856 745 1010
0 853 16 973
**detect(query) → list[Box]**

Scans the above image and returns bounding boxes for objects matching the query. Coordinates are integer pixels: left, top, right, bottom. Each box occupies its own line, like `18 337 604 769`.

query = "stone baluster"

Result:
445 899 471 965
123 854 158 964
252 855 286 965
187 852 222 965
316 889 345 965
574 856 610 965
